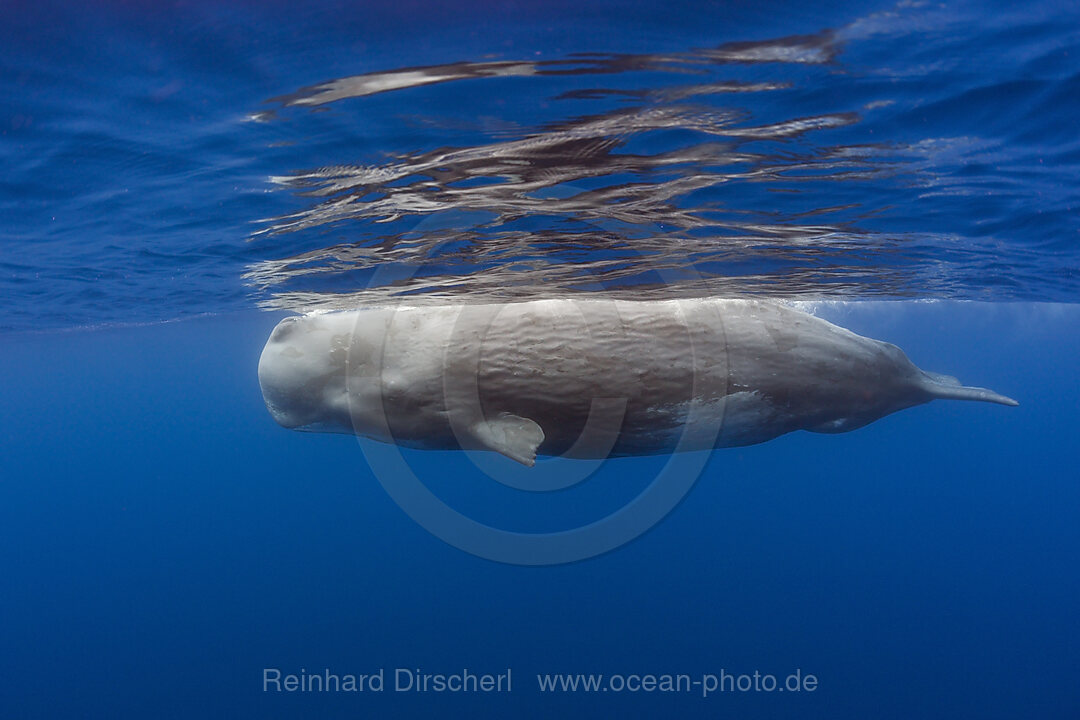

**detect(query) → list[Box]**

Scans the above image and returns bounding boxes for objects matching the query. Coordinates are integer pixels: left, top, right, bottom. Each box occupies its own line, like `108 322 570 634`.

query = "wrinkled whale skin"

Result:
258 299 1017 466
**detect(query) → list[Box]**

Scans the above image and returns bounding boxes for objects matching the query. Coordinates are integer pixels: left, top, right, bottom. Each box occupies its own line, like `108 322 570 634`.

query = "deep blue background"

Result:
1 305 1077 718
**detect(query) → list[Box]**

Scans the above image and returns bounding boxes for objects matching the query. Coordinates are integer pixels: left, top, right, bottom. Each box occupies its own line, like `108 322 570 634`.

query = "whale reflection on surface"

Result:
245 26 1050 315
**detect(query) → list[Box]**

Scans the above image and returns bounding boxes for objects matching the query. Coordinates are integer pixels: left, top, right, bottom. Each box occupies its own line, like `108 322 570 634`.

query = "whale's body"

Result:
258 298 1016 466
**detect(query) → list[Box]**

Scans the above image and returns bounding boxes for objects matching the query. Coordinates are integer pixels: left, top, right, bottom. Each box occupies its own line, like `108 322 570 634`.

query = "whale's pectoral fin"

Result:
472 413 545 467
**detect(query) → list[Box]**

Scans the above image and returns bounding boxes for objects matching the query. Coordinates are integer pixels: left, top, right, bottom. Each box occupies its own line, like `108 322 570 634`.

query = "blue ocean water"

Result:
2 1 1078 717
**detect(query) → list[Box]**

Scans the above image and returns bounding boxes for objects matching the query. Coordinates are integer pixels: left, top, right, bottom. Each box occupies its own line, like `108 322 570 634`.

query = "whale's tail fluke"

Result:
920 371 1019 406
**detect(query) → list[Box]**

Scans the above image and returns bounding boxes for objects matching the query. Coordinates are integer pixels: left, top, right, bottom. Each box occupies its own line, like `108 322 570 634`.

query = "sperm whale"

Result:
257 298 1017 466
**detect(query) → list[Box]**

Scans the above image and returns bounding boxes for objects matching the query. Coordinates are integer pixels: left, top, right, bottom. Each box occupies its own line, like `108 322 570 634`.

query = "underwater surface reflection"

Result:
247 16 1078 312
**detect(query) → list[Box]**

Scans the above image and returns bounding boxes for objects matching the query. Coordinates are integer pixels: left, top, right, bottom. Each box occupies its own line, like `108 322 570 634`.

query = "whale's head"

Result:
258 314 356 434
258 311 401 440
